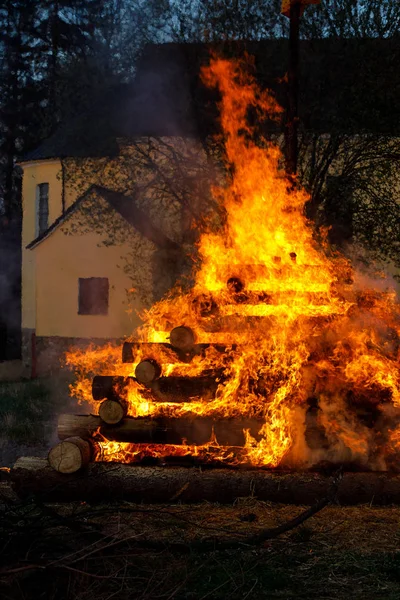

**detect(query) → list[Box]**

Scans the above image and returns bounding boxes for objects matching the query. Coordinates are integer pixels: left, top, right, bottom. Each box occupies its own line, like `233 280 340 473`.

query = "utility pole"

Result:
286 1 301 177
281 0 320 177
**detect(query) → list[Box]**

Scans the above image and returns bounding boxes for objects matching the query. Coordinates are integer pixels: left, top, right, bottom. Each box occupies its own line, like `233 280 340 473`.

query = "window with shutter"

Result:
78 278 109 315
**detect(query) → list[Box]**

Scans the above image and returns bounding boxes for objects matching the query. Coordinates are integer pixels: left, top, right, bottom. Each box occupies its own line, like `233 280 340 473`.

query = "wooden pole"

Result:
285 0 301 176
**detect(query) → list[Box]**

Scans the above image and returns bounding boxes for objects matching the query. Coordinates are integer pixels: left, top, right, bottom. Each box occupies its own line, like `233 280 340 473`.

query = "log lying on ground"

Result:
122 341 236 364
48 437 92 473
58 414 262 446
10 458 400 505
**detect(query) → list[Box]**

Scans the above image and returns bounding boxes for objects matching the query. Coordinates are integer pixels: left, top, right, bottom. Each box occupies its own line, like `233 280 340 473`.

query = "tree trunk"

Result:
10 458 400 505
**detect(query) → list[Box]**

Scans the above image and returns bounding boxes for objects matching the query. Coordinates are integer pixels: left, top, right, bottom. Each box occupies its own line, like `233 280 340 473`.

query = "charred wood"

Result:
57 414 262 446
169 326 196 351
146 375 221 402
122 341 236 364
92 374 223 404
135 359 162 384
92 376 133 401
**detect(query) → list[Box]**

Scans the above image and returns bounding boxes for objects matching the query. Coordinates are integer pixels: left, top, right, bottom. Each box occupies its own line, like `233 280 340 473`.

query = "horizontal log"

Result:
147 375 220 402
58 414 262 446
92 376 134 401
92 375 222 403
122 341 236 364
11 458 400 505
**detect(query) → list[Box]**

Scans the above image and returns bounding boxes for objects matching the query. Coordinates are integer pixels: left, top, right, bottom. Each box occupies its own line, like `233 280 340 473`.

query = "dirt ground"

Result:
1 494 400 600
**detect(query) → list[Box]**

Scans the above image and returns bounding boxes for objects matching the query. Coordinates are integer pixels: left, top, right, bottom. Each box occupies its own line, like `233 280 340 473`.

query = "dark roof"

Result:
22 38 400 162
26 185 180 250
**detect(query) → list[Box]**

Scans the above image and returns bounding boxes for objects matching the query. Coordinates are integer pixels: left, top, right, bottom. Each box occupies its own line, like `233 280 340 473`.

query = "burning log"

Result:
92 374 221 403
192 293 218 317
122 341 236 364
98 399 128 425
147 375 220 402
92 375 133 401
135 359 162 384
122 342 181 363
11 459 400 505
57 414 262 446
169 326 196 351
48 437 92 473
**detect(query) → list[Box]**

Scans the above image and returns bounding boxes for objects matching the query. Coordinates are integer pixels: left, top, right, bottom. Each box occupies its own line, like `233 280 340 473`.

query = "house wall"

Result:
35 230 141 339
21 160 64 371
20 159 156 374
21 160 63 333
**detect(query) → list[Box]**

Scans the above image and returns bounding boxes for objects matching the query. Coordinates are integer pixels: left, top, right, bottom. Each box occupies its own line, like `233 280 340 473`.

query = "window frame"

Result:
78 277 109 316
36 182 49 236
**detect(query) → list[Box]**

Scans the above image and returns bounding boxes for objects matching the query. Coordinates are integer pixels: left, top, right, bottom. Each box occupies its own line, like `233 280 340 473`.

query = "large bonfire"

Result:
66 57 400 471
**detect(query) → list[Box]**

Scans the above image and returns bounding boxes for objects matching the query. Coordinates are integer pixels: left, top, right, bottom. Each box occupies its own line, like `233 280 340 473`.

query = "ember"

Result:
64 56 400 473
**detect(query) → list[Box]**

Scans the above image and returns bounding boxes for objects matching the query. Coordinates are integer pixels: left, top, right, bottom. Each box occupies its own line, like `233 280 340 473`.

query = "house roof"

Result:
26 185 181 251
22 38 400 162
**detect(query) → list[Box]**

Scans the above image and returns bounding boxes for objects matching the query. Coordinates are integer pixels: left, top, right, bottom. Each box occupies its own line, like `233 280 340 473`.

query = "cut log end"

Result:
169 326 196 351
135 359 162 385
48 437 91 473
99 399 126 425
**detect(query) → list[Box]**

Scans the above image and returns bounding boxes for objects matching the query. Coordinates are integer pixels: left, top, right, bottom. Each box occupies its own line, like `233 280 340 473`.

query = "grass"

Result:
0 378 70 445
2 502 400 600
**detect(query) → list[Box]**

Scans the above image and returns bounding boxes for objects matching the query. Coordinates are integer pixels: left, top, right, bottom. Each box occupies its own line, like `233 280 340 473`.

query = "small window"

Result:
78 278 109 315
37 183 49 235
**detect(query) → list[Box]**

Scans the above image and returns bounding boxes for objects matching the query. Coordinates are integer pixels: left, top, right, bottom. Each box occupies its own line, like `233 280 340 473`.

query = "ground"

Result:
1 379 400 599
0 377 77 467
1 499 400 599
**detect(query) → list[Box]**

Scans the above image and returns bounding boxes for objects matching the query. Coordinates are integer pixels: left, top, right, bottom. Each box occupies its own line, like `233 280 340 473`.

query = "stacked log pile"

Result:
45 326 254 475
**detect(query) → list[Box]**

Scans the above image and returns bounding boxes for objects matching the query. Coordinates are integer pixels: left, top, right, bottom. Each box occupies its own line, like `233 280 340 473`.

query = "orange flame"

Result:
66 56 400 471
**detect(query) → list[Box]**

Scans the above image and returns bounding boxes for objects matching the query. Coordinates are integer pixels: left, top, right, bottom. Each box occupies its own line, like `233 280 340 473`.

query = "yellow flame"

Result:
66 56 400 470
